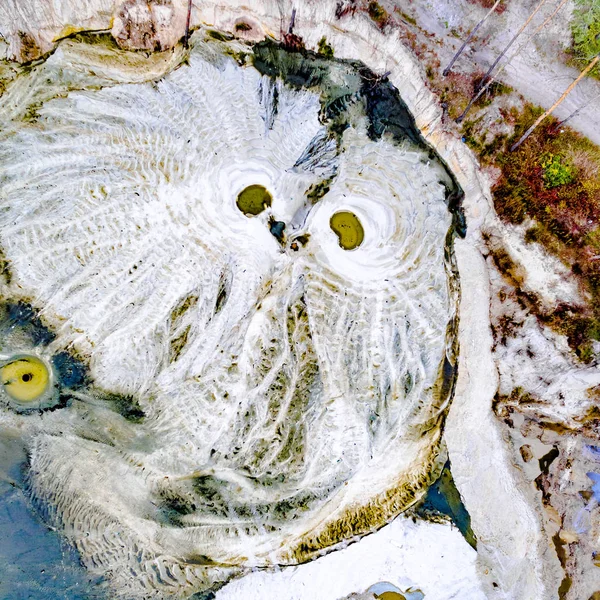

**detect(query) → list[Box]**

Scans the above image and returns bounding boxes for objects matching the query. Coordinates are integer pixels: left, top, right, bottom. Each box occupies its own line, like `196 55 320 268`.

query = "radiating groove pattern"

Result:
0 33 460 598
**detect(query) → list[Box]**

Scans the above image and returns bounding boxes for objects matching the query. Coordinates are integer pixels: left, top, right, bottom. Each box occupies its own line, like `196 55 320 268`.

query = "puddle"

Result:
413 460 476 549
236 184 272 216
330 211 365 250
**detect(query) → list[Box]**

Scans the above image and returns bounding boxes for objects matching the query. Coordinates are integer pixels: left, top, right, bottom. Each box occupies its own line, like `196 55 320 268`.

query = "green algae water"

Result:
236 185 272 216
330 211 365 250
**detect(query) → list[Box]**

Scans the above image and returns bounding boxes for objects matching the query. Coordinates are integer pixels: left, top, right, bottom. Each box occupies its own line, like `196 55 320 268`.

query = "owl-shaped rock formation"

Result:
0 30 463 598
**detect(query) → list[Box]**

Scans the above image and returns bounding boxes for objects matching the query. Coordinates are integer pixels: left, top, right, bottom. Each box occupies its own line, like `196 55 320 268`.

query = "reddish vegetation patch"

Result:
282 32 305 52
335 0 359 19
491 105 600 360
466 0 508 14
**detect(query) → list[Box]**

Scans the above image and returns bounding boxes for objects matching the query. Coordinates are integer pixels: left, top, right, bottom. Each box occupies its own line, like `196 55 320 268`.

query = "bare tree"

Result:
550 91 600 133
511 53 600 151
288 7 296 33
443 0 504 76
184 0 192 48
474 0 549 92
456 0 568 123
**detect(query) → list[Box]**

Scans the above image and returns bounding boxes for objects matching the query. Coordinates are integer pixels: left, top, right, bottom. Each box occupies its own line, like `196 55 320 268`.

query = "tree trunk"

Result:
475 0 549 92
511 53 600 151
184 0 193 48
456 0 568 123
550 91 600 133
443 0 504 76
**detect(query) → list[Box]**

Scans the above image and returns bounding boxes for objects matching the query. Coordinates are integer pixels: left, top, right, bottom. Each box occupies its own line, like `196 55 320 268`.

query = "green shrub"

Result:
571 0 600 74
540 152 574 188
367 2 389 26
317 37 334 58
